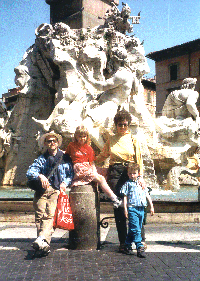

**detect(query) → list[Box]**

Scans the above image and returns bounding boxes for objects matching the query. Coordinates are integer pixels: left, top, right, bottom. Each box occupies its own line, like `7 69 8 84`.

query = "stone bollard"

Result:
69 184 100 250
198 186 200 201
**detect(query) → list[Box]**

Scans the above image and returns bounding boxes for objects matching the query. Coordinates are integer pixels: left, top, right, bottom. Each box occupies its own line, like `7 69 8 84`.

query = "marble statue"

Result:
31 5 149 148
0 102 11 158
2 2 200 191
151 77 200 190
3 2 153 187
14 65 31 93
81 47 137 121
155 78 200 146
162 78 199 120
104 2 133 34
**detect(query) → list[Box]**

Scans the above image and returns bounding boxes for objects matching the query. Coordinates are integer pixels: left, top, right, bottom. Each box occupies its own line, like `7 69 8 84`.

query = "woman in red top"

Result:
65 125 121 208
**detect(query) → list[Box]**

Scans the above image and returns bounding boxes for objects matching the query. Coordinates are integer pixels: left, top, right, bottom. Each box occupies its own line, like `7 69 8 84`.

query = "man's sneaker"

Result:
32 237 49 251
137 246 146 258
113 198 122 208
123 246 135 255
32 237 44 251
40 240 50 251
41 244 51 256
34 247 51 258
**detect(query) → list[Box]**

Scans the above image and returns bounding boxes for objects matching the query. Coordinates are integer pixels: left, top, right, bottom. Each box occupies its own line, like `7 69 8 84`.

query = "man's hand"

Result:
38 174 50 189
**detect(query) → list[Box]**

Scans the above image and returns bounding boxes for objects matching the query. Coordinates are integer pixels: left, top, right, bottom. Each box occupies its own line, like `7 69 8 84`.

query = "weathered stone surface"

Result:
69 185 100 250
3 87 53 185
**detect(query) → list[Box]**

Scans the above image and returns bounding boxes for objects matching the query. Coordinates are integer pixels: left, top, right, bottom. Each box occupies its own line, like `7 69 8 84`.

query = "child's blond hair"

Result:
74 125 91 145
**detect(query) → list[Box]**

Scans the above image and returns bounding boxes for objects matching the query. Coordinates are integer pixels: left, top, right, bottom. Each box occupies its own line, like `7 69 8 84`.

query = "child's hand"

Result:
150 206 154 216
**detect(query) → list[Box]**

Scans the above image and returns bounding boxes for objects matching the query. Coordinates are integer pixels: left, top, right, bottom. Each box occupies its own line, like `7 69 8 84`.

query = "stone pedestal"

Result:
46 0 119 28
69 184 100 250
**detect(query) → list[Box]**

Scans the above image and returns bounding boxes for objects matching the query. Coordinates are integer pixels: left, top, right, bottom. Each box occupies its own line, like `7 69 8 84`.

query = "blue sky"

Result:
0 0 199 97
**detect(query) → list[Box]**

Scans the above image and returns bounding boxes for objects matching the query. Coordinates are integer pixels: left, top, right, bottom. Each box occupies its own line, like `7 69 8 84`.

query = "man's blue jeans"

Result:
125 206 144 250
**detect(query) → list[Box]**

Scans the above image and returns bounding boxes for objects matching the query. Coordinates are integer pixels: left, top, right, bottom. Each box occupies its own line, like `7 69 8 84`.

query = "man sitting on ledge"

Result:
26 131 73 256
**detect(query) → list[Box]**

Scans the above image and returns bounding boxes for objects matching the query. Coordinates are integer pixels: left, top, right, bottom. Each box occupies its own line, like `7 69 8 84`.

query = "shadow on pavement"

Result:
152 240 200 251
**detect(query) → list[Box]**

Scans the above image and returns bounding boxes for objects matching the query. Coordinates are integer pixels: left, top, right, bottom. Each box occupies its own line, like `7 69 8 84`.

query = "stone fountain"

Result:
0 2 200 204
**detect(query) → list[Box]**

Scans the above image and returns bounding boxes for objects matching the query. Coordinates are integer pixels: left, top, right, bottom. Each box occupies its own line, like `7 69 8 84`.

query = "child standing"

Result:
65 125 121 208
120 163 154 258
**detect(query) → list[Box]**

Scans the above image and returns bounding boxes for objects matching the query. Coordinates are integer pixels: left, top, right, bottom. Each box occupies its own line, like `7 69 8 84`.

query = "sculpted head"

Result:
54 22 71 35
111 47 128 66
35 23 53 38
181 78 197 90
121 4 131 19
125 38 139 51
14 65 30 89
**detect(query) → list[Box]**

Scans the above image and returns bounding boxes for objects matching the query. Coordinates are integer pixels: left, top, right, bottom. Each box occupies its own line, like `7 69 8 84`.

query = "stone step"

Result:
0 212 199 224
1 200 200 223
1 200 200 213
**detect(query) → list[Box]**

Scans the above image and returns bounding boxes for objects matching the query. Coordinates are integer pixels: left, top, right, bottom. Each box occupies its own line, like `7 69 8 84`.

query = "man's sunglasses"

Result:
46 139 57 143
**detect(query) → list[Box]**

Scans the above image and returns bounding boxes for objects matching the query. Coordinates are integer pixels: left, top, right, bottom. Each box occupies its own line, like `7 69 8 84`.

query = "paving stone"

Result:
0 223 200 280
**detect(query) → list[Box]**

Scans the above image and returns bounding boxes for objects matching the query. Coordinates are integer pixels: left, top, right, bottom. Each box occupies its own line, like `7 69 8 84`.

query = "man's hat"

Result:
39 131 62 148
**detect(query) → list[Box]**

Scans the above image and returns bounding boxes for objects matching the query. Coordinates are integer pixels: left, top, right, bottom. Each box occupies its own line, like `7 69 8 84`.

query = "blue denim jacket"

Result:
26 149 73 190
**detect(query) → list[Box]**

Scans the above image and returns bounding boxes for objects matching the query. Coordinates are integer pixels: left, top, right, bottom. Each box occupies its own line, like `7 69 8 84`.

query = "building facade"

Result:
141 78 156 117
2 88 20 111
146 39 200 116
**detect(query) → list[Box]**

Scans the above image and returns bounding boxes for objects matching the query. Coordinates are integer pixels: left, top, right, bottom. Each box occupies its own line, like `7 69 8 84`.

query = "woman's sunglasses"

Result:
117 123 129 128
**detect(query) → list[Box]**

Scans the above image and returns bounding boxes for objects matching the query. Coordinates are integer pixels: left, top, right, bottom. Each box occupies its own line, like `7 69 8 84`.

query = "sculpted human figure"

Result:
32 42 107 135
162 78 199 121
0 102 11 159
104 2 133 34
14 65 30 93
82 46 139 121
80 46 140 148
33 45 139 147
35 23 54 54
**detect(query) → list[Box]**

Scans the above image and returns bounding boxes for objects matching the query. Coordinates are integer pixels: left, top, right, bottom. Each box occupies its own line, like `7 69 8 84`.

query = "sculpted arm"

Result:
83 67 126 91
186 91 199 119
